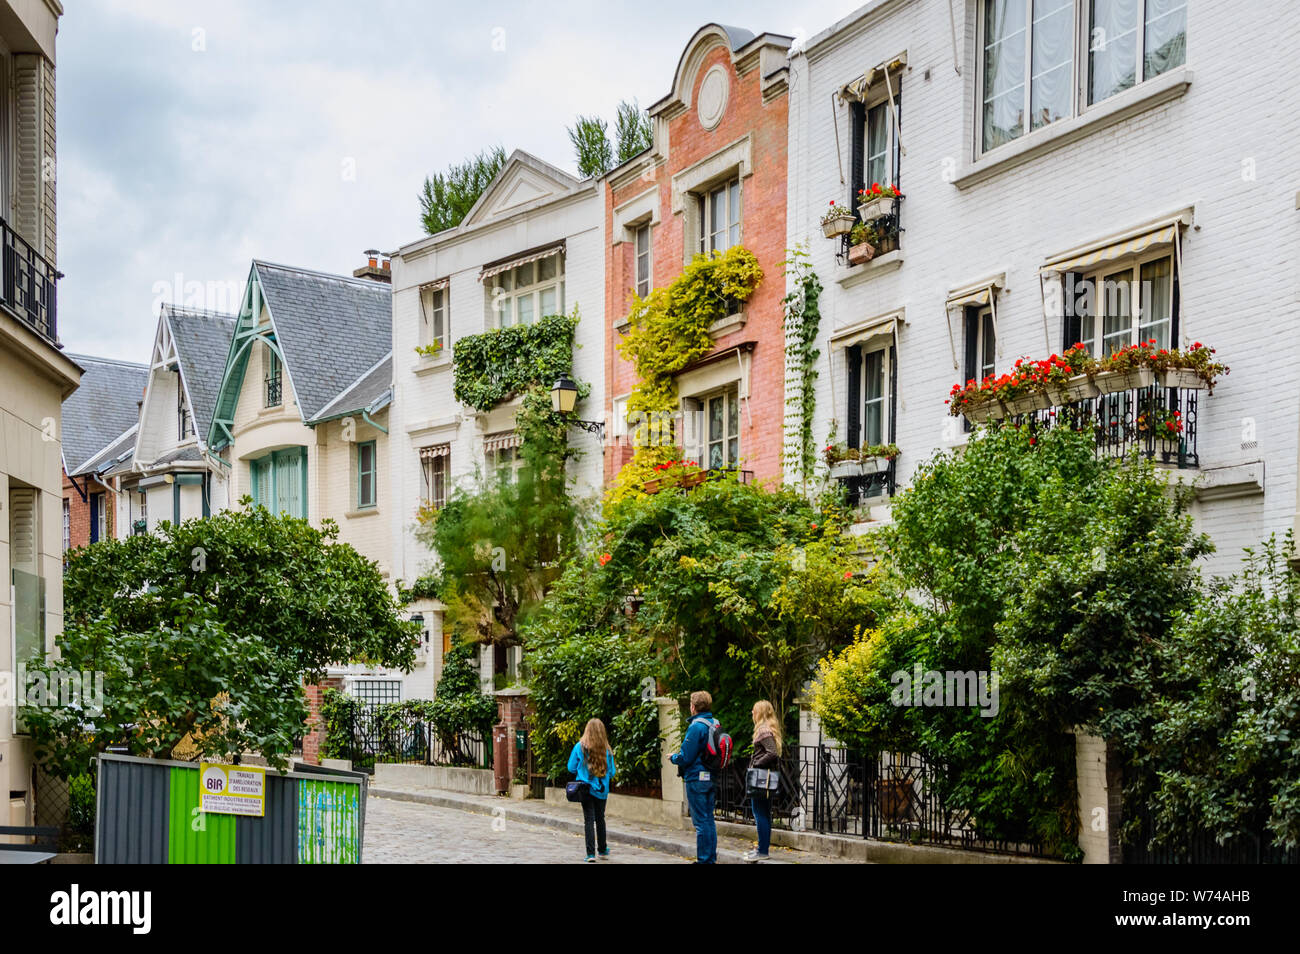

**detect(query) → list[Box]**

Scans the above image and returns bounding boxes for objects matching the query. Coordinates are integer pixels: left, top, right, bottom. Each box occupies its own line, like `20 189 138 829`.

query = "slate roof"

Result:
165 305 236 444
307 353 393 423
62 355 149 475
253 261 392 421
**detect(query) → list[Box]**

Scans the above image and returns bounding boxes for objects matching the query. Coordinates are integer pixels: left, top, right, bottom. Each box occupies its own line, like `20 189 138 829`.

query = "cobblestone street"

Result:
363 795 685 864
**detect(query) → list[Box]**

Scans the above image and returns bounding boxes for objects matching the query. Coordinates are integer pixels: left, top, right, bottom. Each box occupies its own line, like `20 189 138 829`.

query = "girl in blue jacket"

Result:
568 718 616 861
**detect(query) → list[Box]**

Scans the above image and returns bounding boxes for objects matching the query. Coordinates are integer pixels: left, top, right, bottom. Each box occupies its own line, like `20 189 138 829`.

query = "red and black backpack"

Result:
697 717 732 773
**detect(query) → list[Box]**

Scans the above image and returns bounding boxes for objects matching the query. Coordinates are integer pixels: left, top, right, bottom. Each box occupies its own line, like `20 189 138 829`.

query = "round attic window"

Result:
697 65 729 130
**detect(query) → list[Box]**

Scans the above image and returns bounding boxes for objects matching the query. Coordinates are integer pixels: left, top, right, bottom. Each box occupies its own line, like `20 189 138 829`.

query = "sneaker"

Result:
585 855 597 863
743 850 770 864
598 850 611 859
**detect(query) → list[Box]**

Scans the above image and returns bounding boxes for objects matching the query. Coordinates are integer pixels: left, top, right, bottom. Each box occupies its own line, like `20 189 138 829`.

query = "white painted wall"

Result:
786 0 1300 577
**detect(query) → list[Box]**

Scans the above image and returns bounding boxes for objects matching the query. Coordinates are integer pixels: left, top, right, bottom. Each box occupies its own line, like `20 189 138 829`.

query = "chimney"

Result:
353 248 391 284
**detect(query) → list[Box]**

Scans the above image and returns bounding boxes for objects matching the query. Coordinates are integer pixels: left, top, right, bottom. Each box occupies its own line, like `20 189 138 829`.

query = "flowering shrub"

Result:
820 200 857 227
1137 407 1183 439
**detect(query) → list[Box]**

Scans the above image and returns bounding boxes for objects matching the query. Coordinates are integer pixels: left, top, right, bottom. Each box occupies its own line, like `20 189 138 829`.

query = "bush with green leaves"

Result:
427 642 498 756
25 505 416 774
812 425 1212 859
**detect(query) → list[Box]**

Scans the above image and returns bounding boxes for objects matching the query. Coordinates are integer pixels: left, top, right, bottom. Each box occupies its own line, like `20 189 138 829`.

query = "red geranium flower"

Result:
599 553 612 566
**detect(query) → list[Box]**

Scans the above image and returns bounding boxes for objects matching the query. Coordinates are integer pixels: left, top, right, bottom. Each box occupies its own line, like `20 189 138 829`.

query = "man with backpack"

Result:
670 690 730 864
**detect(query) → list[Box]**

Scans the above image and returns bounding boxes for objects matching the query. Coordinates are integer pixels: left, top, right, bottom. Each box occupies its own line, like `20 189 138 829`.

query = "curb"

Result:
369 787 766 863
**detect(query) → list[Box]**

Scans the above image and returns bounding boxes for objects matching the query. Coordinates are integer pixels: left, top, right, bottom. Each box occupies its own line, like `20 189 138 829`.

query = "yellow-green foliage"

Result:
611 246 763 505
618 246 762 416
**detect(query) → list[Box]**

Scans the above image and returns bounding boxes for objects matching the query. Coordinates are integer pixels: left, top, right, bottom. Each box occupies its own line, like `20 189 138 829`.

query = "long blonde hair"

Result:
580 718 610 777
751 700 783 756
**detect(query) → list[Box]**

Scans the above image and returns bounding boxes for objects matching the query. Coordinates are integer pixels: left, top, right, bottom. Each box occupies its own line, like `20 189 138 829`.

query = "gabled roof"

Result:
164 305 236 444
61 354 148 476
307 353 393 424
460 150 583 227
209 261 392 447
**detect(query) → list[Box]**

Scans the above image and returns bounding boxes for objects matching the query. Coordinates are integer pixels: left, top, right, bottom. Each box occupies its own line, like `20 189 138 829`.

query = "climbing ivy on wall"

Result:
781 247 823 490
452 310 581 412
611 246 763 500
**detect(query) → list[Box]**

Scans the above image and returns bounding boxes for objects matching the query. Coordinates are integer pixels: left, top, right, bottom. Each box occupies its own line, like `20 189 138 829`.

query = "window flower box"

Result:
1156 368 1207 390
820 202 857 238
1003 391 1050 415
855 184 903 222
1095 367 1154 394
962 399 1005 424
829 455 892 479
680 471 707 488
1063 374 1100 402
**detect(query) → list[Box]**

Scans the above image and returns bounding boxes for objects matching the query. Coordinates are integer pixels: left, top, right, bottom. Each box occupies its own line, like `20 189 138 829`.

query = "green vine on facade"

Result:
452 310 581 412
611 246 763 500
618 246 763 417
782 246 823 490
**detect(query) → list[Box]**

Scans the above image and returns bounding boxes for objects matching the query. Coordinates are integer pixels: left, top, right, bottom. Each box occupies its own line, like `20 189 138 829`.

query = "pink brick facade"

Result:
604 25 791 487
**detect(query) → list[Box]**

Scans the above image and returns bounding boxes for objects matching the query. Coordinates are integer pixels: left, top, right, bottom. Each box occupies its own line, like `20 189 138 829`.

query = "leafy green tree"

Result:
427 642 498 761
419 145 507 234
27 506 416 773
568 114 612 178
615 99 653 162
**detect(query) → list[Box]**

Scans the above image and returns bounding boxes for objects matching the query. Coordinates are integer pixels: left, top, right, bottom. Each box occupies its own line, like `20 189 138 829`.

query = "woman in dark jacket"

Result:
745 699 783 863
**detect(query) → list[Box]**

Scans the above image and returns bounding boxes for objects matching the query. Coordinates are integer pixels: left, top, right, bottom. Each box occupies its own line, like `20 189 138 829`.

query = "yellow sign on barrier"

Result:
199 762 267 817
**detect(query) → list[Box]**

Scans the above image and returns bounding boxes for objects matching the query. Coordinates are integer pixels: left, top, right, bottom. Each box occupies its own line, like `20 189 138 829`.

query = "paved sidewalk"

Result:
367 785 847 864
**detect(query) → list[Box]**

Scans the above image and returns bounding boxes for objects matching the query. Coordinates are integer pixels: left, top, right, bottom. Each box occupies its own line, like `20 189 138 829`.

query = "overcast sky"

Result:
56 0 863 362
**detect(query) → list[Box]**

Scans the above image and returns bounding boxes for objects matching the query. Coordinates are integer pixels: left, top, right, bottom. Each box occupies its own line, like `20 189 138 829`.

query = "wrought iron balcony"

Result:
1 218 58 343
834 456 897 506
1006 384 1200 468
264 374 282 407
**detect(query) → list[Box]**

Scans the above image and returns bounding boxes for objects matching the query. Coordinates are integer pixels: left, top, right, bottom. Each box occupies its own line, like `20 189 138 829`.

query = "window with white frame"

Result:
634 223 652 298
485 433 525 483
1067 252 1174 356
489 253 564 328
864 99 899 189
698 178 741 255
420 444 449 509
703 385 740 470
62 498 70 553
860 346 891 448
980 0 1186 154
419 282 448 350
178 373 193 441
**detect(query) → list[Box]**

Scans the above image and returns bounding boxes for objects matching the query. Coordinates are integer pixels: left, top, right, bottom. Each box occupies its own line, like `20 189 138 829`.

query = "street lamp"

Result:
549 376 604 437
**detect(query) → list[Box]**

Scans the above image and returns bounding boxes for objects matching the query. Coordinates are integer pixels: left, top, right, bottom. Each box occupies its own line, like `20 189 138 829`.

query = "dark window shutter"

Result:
1061 271 1081 349
1171 258 1181 342
846 344 862 449
888 344 898 443
963 309 979 384
892 89 902 187
849 102 865 212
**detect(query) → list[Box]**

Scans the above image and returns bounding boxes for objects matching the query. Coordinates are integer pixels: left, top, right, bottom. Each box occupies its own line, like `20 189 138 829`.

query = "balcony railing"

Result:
1 217 58 343
264 374 282 407
1007 384 1199 468
835 456 897 506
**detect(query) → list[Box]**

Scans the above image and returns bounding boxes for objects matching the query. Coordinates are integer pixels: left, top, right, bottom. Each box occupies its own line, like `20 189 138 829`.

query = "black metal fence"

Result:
718 745 1046 857
838 457 897 506
343 704 491 776
1008 383 1199 469
1122 805 1299 864
1 217 58 343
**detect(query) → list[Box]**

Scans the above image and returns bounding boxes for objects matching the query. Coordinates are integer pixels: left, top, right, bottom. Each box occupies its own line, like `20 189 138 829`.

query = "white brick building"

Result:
388 150 606 686
786 0 1298 575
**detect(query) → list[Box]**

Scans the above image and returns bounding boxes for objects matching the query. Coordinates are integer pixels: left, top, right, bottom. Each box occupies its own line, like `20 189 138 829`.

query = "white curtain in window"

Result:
1089 0 1139 104
1143 0 1186 79
983 0 1028 150
1031 0 1074 130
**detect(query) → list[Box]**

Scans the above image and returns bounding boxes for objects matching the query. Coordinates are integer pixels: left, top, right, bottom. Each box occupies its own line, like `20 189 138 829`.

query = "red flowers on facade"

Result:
599 553 612 566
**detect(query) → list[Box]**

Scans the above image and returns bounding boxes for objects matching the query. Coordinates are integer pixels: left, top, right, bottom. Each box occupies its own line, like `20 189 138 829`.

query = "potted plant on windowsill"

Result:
856 183 903 222
1137 407 1184 453
846 221 880 266
1041 344 1097 405
821 200 857 239
947 378 1006 424
824 442 898 478
414 340 445 361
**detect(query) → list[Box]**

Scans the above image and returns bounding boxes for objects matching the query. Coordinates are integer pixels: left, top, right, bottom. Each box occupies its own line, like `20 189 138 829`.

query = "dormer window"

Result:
264 345 283 407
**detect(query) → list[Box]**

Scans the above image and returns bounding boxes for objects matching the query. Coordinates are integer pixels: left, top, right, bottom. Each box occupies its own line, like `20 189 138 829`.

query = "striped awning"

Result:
419 443 450 460
829 313 900 351
1042 211 1192 274
840 52 908 101
946 273 1006 310
483 431 521 453
422 277 449 293
478 242 565 282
